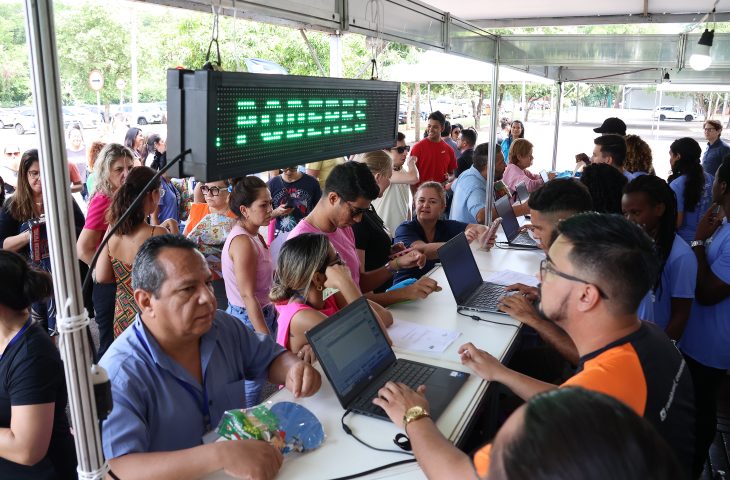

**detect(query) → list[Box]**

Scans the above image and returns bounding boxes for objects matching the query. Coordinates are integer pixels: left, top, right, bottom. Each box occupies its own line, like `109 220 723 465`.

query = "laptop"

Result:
495 195 540 249
515 182 530 204
306 297 469 422
438 232 513 315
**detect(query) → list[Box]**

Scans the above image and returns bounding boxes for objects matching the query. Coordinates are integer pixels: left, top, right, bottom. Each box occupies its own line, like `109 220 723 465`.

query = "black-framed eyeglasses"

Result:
704 128 717 132
390 145 410 154
539 259 609 299
200 185 224 196
345 202 370 219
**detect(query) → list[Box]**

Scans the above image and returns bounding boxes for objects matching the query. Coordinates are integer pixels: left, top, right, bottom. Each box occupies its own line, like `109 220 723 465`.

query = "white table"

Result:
209 241 544 479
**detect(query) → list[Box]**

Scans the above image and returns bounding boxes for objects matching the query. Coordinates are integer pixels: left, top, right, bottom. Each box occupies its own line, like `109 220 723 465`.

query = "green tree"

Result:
0 1 31 106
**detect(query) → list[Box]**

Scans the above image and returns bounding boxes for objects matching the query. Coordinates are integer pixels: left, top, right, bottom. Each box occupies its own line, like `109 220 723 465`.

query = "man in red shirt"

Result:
410 110 457 194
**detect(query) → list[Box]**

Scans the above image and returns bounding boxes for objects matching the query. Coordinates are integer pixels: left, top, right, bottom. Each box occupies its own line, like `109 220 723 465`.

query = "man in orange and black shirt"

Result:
373 214 695 479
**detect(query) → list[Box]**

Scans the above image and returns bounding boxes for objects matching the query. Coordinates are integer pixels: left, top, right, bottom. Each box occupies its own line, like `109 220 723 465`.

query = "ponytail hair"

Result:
106 166 160 235
270 233 331 303
667 137 703 212
0 250 53 311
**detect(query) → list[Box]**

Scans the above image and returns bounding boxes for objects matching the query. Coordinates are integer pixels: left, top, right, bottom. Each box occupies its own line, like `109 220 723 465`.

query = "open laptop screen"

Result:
307 298 394 404
438 232 483 305
515 182 529 204
495 195 520 240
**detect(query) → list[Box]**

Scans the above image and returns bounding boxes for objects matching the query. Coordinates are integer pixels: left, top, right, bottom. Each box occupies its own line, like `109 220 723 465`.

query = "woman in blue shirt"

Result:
622 175 697 341
668 137 713 244
679 155 730 477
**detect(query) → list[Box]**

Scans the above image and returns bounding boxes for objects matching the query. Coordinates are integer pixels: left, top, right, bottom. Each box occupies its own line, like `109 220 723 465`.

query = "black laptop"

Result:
438 232 513 315
495 195 540 249
306 297 469 421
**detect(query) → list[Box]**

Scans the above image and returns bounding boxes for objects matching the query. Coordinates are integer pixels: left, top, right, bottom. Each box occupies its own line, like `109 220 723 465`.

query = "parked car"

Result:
653 106 696 122
115 103 165 125
62 106 100 130
12 108 38 135
0 108 17 129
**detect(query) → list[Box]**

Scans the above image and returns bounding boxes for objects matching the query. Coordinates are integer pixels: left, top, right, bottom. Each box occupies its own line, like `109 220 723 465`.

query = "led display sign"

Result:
167 69 400 181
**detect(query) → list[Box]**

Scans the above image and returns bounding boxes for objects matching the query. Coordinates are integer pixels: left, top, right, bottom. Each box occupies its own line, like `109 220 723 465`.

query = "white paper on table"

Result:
483 269 540 288
388 320 460 353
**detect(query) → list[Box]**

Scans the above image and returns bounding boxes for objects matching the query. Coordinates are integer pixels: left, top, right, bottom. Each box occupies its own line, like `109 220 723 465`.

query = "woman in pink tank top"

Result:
270 233 393 361
221 177 277 407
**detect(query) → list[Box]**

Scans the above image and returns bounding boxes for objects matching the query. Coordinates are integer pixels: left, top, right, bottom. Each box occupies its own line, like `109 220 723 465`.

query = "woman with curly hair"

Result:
667 137 714 244
624 134 655 176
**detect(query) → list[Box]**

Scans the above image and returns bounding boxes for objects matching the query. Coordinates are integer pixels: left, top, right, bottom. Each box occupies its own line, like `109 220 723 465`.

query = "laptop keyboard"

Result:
465 282 506 311
352 362 436 415
512 231 537 246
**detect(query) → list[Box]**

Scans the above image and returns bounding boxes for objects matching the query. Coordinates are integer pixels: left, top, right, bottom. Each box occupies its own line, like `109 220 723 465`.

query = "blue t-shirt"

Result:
679 221 730 369
157 177 180 224
636 235 697 331
449 166 486 224
268 174 321 237
501 138 512 164
702 139 730 176
669 172 713 244
100 312 285 458
393 218 468 283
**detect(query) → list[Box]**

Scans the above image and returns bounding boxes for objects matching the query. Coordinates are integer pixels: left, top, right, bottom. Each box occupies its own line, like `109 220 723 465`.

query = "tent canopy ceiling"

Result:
137 0 730 85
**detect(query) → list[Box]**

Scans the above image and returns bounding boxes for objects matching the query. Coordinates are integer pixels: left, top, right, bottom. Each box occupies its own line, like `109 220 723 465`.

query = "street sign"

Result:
88 70 104 91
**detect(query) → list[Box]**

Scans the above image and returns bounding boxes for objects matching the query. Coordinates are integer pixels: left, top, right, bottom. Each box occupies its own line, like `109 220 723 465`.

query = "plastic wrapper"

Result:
216 402 324 455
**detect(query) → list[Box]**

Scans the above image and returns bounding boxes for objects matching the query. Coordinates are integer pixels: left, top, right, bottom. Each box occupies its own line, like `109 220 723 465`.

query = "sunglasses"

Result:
390 145 410 154
345 202 370 218
5 151 21 156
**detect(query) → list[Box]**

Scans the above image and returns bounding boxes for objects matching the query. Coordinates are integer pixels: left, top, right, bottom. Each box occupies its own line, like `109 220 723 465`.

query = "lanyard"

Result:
0 319 32 360
133 325 212 432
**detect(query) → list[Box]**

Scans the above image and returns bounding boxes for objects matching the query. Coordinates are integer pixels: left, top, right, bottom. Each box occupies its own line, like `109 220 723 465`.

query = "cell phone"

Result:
480 218 502 250
389 247 414 259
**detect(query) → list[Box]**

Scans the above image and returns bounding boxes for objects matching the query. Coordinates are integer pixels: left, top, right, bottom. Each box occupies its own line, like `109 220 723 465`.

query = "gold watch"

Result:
403 405 430 428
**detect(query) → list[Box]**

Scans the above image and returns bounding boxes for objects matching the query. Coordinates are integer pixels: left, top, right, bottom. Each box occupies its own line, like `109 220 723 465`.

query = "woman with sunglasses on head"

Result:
183 179 237 309
393 181 490 285
0 251 78 479
0 149 85 336
270 233 392 361
622 175 697 341
221 176 278 407
95 167 169 337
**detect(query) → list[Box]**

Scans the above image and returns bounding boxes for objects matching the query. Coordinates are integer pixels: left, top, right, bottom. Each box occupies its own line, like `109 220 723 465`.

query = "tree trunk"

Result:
406 84 414 130
473 87 485 130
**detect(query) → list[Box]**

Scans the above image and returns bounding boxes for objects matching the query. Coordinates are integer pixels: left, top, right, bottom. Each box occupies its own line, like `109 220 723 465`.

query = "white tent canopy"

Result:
382 50 553 84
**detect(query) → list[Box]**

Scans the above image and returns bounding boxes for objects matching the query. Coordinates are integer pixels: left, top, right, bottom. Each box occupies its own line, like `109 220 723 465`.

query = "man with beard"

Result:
371 214 695 479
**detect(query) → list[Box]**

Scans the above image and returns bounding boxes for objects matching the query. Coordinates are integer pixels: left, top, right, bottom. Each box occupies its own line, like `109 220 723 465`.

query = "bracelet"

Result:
386 257 400 273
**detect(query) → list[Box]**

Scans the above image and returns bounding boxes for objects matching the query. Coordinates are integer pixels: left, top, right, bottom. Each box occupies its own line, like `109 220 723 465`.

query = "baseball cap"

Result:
593 117 627 136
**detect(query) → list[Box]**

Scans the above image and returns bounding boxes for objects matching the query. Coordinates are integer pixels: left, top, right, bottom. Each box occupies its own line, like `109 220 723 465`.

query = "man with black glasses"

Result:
373 132 419 237
373 214 695 478
288 161 425 294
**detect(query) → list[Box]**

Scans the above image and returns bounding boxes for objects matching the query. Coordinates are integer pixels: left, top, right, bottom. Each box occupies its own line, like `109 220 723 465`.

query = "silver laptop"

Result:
515 182 530 204
306 297 469 421
495 195 539 249
437 232 513 315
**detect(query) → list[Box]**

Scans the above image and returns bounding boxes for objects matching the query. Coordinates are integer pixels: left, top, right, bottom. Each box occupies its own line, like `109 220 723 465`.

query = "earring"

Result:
316 285 323 292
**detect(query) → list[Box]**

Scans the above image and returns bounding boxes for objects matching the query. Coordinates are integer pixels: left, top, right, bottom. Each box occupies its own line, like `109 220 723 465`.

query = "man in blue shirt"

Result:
450 141 489 224
100 235 321 479
701 120 730 176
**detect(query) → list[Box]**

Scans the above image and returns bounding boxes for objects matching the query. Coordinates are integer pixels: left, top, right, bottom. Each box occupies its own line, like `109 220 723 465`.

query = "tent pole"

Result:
22 0 107 478
486 39 500 225
551 76 563 171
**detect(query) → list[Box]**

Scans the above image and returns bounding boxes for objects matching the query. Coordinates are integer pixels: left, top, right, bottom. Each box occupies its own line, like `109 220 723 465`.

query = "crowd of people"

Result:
0 112 728 480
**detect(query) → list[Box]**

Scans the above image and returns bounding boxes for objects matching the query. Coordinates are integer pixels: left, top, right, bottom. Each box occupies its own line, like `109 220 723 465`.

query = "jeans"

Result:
225 303 278 407
93 281 117 361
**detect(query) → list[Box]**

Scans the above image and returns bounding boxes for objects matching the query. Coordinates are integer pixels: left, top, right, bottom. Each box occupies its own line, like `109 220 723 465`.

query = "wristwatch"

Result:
403 405 430 428
690 240 706 248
